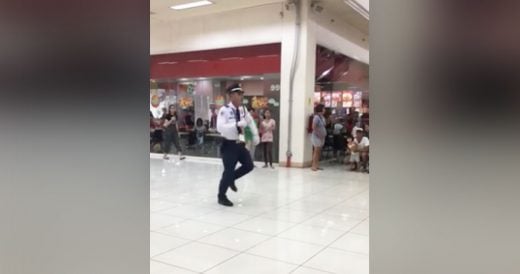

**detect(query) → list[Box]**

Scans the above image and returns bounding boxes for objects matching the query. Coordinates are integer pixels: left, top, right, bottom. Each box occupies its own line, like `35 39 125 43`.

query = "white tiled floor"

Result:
304 248 369 274
150 157 369 273
150 260 198 274
199 228 270 251
247 237 324 265
205 253 297 274
150 232 189 257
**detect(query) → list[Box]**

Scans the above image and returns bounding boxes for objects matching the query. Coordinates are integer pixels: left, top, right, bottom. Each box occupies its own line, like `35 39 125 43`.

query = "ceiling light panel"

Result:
170 1 213 11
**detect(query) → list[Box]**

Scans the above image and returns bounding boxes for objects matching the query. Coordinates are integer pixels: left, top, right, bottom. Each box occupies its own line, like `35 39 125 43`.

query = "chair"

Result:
321 134 335 160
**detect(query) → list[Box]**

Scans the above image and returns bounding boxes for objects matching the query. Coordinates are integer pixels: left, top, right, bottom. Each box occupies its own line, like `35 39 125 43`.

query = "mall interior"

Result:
150 1 369 273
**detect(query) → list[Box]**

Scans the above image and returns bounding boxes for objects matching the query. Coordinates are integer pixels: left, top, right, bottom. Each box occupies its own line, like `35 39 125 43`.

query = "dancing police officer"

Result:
216 83 260 206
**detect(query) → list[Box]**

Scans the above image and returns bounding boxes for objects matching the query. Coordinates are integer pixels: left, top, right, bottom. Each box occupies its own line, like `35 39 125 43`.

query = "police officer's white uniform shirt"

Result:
217 103 259 142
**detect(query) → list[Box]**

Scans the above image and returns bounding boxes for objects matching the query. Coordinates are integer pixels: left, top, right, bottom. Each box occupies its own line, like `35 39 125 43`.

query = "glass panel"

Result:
150 75 281 162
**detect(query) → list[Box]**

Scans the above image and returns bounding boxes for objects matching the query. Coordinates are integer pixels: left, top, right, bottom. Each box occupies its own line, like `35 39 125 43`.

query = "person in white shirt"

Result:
216 83 259 207
351 125 363 139
349 129 370 172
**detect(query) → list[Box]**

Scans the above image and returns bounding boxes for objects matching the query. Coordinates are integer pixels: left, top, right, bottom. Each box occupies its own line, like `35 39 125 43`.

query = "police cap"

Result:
226 83 244 94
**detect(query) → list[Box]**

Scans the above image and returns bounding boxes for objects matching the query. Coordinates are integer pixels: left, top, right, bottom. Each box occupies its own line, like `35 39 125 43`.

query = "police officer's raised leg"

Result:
229 143 254 192
218 140 239 206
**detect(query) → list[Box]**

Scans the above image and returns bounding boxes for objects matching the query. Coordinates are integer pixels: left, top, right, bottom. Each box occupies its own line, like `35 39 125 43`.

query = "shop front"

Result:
313 45 369 161
150 44 282 162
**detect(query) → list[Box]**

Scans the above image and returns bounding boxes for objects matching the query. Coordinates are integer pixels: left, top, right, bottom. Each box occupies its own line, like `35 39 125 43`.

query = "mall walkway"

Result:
150 158 369 274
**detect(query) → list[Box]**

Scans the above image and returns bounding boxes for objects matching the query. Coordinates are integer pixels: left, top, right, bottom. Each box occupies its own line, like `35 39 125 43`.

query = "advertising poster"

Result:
323 93 332 107
342 91 353 108
353 91 363 108
332 91 342 108
150 88 166 118
178 96 193 109
215 95 225 107
251 96 269 109
314 92 322 104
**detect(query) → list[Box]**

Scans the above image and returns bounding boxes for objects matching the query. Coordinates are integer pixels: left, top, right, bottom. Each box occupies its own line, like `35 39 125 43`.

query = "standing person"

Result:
260 109 276 169
308 106 317 154
162 105 186 161
185 110 195 129
216 84 259 207
244 108 259 166
333 118 346 162
249 108 260 125
311 104 326 171
209 107 218 129
346 107 358 138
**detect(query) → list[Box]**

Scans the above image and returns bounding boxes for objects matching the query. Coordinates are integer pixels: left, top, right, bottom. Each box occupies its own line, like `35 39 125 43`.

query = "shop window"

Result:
150 75 281 162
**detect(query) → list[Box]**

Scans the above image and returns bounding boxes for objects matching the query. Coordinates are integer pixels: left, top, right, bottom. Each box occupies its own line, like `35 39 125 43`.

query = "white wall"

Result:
310 9 369 64
151 3 369 59
150 2 369 166
151 4 286 54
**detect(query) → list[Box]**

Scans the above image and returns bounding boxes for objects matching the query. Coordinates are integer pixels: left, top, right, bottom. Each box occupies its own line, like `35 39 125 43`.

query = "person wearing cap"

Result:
216 83 260 206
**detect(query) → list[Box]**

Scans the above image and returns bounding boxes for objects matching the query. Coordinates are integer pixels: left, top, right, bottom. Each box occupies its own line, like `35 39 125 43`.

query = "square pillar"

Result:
279 0 317 167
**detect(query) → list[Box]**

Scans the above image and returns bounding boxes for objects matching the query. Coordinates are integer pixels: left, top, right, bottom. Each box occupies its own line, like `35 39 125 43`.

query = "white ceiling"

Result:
151 0 285 21
150 0 368 35
320 0 368 34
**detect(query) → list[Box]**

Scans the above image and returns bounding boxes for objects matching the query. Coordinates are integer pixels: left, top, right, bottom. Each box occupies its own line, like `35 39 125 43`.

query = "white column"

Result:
279 0 316 167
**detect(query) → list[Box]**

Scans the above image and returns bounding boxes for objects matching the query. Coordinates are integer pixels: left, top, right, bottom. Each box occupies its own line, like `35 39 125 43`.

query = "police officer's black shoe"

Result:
218 196 234 207
230 183 237 192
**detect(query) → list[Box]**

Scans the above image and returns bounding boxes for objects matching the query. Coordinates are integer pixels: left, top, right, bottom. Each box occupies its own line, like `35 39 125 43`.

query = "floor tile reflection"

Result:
150 158 369 273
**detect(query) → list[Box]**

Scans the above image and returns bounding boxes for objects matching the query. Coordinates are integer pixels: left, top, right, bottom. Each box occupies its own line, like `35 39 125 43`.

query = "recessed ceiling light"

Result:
317 67 334 81
220 57 243 61
257 54 279 58
170 1 213 11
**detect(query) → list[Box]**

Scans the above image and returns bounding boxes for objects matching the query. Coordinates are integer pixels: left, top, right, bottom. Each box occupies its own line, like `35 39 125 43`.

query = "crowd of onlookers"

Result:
309 104 369 173
151 104 369 172
150 106 214 158
150 105 278 168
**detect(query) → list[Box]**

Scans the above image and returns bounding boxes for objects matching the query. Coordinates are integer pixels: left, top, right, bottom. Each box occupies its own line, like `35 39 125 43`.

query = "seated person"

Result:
194 118 206 146
150 117 164 152
345 136 354 164
351 125 363 139
349 129 369 171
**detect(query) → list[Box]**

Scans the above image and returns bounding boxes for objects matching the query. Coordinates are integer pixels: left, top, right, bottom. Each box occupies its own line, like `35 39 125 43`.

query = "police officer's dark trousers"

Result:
218 140 254 197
